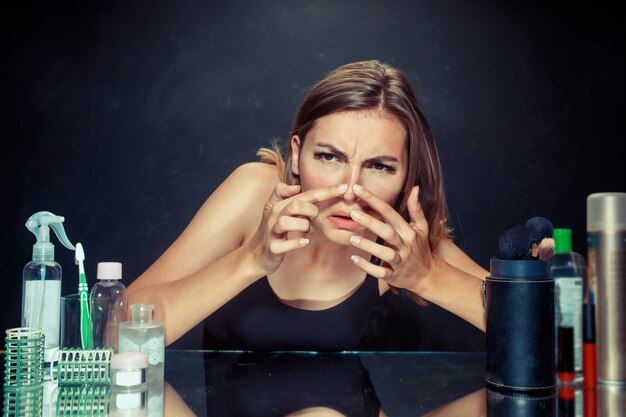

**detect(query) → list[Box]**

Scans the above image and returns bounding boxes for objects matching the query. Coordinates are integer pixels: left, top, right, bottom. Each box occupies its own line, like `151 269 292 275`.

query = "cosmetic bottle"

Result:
551 228 585 379
22 211 75 372
91 262 127 352
587 192 626 385
118 304 164 381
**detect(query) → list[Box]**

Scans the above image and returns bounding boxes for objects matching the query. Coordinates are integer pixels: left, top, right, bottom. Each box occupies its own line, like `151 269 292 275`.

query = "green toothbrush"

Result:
75 243 93 349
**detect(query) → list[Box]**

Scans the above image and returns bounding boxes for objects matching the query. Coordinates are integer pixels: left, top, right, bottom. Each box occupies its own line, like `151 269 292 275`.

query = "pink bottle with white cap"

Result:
90 262 127 352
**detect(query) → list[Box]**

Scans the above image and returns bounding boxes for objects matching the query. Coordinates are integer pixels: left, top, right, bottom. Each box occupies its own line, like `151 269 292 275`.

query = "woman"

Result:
127 60 489 350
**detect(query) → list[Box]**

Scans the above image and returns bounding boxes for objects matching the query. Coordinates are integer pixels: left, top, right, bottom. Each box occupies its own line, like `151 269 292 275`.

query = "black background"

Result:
2 1 624 351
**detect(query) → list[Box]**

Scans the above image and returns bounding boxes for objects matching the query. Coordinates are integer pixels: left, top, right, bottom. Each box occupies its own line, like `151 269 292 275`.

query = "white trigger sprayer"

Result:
23 211 75 369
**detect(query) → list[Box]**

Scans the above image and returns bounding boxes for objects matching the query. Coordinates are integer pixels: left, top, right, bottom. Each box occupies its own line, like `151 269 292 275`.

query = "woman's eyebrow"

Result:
315 143 400 163
365 155 400 164
315 143 347 158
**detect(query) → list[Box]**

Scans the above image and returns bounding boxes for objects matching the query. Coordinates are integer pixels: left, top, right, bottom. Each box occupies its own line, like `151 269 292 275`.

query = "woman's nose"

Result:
341 168 361 202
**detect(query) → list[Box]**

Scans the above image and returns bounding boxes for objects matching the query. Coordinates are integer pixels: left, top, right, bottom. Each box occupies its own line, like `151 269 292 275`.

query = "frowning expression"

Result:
291 109 408 244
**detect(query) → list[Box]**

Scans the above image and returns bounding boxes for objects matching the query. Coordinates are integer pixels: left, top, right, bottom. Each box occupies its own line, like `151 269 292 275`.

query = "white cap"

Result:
97 262 122 280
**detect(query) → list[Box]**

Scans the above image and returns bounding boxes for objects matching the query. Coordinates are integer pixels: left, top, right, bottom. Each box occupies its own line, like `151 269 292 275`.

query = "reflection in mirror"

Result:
163 381 198 417
52 384 109 417
202 353 381 416
420 388 486 417
48 380 164 417
598 384 626 417
486 388 556 417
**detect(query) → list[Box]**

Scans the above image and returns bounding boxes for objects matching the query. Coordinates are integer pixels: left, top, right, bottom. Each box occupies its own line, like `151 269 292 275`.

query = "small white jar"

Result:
110 352 149 388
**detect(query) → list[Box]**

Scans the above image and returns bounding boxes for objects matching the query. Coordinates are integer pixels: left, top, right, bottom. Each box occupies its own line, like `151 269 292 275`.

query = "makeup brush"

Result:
525 217 555 260
497 224 532 260
525 216 554 243
535 237 555 260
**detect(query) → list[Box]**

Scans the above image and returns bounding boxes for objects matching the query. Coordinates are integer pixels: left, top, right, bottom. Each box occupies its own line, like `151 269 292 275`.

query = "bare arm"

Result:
127 163 276 345
127 163 349 345
416 237 489 332
413 256 486 331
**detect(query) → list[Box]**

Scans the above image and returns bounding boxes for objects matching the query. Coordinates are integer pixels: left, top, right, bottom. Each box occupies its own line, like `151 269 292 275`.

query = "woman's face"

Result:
291 109 408 245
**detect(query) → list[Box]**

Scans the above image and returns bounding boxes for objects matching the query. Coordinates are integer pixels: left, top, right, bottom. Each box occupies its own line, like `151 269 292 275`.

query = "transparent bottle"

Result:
90 262 127 352
551 228 585 379
22 211 76 370
118 304 164 381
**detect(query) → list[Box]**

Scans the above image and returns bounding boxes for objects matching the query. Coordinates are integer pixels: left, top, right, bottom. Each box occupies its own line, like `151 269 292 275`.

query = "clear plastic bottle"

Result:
90 262 127 352
22 211 76 371
118 304 164 381
551 228 586 379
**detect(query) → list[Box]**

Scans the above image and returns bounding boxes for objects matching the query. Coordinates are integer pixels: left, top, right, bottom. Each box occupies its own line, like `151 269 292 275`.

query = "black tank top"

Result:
204 274 380 351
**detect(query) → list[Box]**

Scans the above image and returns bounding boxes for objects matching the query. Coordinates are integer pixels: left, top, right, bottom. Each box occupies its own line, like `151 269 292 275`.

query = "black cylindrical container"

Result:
486 388 556 417
485 259 555 393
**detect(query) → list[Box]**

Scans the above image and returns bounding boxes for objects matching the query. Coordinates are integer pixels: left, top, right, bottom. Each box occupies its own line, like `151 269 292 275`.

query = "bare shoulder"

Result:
202 162 279 225
205 162 280 242
217 162 280 206
229 162 281 189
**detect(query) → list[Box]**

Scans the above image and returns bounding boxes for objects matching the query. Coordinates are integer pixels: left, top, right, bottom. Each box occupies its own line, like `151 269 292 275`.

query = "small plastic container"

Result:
110 386 148 417
110 384 148 417
110 352 148 388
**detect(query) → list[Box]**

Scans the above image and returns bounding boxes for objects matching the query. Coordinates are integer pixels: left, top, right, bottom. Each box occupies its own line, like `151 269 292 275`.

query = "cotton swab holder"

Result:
51 348 113 385
3 327 45 388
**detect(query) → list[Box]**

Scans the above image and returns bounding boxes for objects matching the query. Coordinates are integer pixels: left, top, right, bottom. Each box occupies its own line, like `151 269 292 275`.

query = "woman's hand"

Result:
246 182 349 276
348 184 437 292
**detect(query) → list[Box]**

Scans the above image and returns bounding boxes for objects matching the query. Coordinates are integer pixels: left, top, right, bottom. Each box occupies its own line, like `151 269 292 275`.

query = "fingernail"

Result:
338 183 348 192
353 184 363 194
350 235 360 245
300 238 309 247
350 210 362 220
351 255 359 264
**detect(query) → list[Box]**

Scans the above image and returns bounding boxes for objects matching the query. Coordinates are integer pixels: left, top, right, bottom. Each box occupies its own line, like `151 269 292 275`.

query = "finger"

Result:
406 186 428 232
282 199 319 219
352 184 413 237
350 254 392 280
350 235 400 265
350 209 403 248
267 183 301 209
273 215 311 234
269 237 310 254
297 183 348 204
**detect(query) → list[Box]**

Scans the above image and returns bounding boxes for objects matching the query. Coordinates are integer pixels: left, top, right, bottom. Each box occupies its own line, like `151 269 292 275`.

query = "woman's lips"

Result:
327 214 360 230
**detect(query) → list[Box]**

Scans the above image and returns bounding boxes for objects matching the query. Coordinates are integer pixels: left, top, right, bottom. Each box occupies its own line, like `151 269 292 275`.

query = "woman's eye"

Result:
371 163 396 173
314 152 338 162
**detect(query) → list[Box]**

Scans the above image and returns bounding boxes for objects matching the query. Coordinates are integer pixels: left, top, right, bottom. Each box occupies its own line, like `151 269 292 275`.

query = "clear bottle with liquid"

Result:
22 211 75 371
90 262 127 352
551 228 585 379
118 304 164 381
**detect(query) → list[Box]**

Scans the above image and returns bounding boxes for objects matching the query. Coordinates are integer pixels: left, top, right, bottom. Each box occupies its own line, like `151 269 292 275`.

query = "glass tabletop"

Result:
2 350 624 417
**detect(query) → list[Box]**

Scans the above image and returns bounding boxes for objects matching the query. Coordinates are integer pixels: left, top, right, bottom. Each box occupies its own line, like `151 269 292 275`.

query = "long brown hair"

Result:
259 60 451 251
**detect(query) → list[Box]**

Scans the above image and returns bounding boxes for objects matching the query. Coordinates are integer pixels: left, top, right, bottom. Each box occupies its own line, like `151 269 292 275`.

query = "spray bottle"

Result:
23 211 75 370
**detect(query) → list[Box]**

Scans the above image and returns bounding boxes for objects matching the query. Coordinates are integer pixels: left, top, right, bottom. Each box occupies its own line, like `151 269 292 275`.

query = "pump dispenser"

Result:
22 211 75 369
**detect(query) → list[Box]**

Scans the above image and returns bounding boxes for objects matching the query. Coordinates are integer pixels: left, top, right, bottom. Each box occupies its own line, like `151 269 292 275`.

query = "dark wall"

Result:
2 1 624 351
